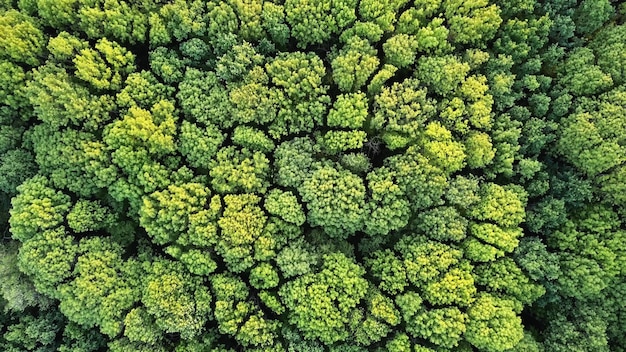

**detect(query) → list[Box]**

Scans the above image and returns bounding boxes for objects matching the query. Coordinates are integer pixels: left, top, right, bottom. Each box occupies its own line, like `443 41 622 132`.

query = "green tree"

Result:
273 137 320 189
299 165 366 239
285 0 357 48
279 252 368 345
358 0 408 32
9 176 71 243
383 34 418 68
177 68 233 128
74 38 136 91
371 78 437 150
465 294 524 352
178 121 225 169
331 36 379 92
327 92 368 129
30 125 117 196
265 52 330 138
443 0 502 46
416 55 471 96
58 237 140 337
364 166 410 236
149 0 206 47
25 64 116 130
209 147 270 194
264 189 305 226
217 194 267 272
142 259 212 339
139 183 213 245
116 71 175 110
17 227 77 298
0 10 44 65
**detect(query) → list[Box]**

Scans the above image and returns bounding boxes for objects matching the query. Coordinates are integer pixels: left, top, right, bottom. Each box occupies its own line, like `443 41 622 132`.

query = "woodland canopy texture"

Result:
1 0 626 351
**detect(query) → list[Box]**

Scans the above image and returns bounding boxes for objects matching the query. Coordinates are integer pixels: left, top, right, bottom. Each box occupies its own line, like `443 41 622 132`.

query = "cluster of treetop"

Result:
0 0 625 351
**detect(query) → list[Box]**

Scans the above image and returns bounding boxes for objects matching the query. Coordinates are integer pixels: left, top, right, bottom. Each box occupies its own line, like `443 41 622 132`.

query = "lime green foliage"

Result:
557 91 626 177
178 248 218 276
179 121 225 168
285 0 357 48
548 206 626 300
414 18 454 54
209 147 270 194
123 307 162 345
264 189 305 226
359 0 409 32
386 333 411 352
232 126 275 153
0 10 44 65
104 101 177 173
371 78 437 149
464 131 496 168
327 92 368 129
318 130 367 154
465 294 524 351
383 34 419 68
74 38 136 90
217 194 267 272
469 183 526 228
139 183 211 245
249 263 280 289
67 200 115 233
211 274 250 336
265 52 331 138
142 259 212 339
420 122 467 173
409 306 467 348
47 32 88 62
0 60 27 111
299 165 366 238
332 36 379 92
443 0 502 45
279 253 368 344
58 237 139 337
416 55 471 96
364 167 410 236
367 64 398 95
9 176 71 242
117 71 175 110
25 64 116 130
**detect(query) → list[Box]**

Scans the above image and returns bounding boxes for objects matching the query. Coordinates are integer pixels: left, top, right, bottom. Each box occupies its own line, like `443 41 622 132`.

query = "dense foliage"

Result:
1 0 625 351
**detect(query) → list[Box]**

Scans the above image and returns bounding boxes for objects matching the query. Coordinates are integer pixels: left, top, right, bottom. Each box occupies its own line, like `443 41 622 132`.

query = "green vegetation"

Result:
1 0 626 351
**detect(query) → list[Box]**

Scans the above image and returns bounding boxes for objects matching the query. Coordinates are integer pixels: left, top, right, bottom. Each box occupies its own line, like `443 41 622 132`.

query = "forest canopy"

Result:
1 0 626 351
